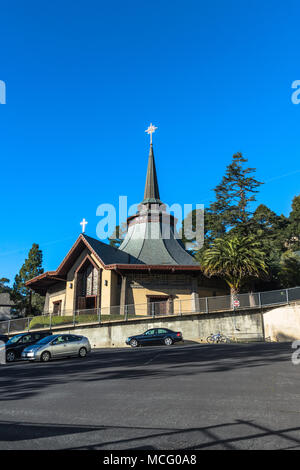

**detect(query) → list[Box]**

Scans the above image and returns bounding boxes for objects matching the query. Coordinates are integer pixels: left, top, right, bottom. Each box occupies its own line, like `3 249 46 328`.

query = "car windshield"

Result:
35 335 53 345
6 334 23 344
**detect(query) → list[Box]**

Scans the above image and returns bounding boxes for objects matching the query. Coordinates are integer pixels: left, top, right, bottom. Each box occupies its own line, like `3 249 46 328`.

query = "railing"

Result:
1 286 300 335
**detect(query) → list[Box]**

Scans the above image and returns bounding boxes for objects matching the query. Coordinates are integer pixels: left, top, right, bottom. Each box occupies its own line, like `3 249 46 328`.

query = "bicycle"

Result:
206 332 231 344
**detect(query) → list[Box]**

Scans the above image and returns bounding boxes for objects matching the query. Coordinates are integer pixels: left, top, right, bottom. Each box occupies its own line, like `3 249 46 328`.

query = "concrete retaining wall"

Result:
55 310 264 348
263 302 300 342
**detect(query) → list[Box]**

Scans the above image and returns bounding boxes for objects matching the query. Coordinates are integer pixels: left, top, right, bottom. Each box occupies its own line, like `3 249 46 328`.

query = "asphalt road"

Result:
0 341 299 450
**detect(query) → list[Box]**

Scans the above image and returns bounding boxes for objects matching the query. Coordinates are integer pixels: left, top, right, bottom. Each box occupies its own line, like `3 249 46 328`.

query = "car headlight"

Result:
26 352 35 357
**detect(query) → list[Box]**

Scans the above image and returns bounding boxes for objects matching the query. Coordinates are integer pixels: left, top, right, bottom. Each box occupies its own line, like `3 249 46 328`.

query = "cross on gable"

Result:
80 218 88 233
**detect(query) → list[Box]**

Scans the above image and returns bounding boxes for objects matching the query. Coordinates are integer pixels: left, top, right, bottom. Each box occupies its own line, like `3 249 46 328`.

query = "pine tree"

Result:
181 207 226 255
109 223 127 248
278 250 300 287
0 278 11 294
12 243 45 316
250 205 289 256
285 195 300 251
209 153 263 236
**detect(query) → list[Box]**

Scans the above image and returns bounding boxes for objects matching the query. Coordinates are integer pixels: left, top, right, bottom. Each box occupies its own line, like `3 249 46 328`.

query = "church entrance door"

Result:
148 296 169 316
77 295 97 311
75 255 101 316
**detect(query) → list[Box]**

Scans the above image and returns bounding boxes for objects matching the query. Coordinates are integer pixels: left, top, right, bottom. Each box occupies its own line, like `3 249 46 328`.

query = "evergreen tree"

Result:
109 223 127 248
180 207 206 254
181 207 226 255
277 250 300 288
250 204 288 257
209 153 263 236
0 278 11 294
12 244 45 316
285 195 300 251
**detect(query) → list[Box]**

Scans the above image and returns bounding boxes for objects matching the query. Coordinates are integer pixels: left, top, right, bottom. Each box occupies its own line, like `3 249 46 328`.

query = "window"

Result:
53 301 62 315
33 334 42 341
21 335 32 344
70 335 81 341
78 264 98 296
157 329 168 334
65 335 79 342
52 335 66 345
7 334 23 344
144 329 155 336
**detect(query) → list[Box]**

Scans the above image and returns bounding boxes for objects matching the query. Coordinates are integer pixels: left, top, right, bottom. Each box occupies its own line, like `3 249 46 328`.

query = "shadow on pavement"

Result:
0 342 292 402
0 418 300 450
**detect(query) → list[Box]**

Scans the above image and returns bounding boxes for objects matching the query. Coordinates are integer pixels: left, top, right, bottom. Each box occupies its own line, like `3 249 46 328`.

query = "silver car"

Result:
21 334 91 362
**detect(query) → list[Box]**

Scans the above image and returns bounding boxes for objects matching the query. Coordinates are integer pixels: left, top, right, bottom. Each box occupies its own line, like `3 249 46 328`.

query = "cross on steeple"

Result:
145 123 157 145
80 218 88 233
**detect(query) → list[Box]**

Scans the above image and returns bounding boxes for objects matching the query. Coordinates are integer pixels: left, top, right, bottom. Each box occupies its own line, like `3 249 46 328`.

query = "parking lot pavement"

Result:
1 342 300 450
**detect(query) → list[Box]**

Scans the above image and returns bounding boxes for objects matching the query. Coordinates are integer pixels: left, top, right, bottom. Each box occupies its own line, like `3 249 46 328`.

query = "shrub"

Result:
28 313 139 329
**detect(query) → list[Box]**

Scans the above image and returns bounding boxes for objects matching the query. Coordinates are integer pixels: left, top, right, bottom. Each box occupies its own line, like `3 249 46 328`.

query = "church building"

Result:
26 127 227 316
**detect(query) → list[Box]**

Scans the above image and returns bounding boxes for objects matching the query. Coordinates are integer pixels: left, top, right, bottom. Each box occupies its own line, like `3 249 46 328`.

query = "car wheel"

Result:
130 339 138 348
40 351 51 362
79 347 87 358
6 351 15 362
164 337 173 346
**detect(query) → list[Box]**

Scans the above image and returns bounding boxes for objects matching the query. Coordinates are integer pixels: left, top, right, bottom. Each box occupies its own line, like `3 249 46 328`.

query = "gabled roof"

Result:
26 234 144 290
26 233 201 294
82 235 144 266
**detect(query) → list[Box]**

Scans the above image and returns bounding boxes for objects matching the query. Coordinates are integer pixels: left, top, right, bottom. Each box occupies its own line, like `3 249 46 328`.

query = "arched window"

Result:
76 256 100 311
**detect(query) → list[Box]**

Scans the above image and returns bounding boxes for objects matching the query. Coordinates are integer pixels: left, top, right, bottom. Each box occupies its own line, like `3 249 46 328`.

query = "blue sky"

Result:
1 0 300 284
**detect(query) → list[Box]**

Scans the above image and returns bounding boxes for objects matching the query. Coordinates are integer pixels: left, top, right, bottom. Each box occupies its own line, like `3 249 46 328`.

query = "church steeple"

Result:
118 124 198 266
142 143 161 203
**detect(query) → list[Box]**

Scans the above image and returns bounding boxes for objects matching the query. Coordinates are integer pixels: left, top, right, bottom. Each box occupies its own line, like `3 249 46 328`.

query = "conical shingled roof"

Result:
119 144 198 266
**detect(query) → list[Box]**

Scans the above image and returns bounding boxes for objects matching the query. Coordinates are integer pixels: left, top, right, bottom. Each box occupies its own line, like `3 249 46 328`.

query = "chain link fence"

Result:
1 286 300 335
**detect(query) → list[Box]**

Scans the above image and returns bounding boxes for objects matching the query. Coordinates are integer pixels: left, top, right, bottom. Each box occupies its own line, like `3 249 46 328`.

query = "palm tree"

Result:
198 235 268 299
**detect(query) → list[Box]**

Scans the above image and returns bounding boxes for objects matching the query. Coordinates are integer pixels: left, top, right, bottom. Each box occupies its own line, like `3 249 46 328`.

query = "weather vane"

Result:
145 123 157 145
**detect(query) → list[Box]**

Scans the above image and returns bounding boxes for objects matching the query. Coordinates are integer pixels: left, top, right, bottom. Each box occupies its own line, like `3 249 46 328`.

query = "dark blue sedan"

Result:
126 328 183 347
